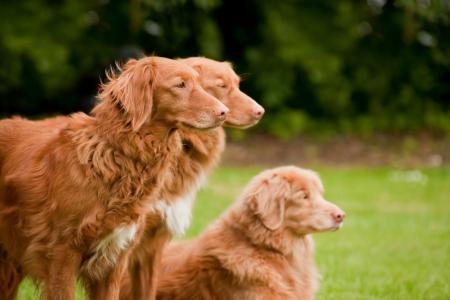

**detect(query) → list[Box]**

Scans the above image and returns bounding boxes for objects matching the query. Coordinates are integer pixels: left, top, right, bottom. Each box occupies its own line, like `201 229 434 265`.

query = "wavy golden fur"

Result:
0 56 227 300
120 57 264 300
156 166 346 300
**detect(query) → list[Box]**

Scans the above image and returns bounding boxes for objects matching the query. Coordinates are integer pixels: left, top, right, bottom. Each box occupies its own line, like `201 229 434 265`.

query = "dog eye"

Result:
175 81 186 88
218 83 227 89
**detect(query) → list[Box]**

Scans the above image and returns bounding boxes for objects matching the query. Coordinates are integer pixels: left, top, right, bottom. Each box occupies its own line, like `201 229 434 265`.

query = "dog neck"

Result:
180 127 225 163
146 127 225 237
91 100 178 150
65 102 181 202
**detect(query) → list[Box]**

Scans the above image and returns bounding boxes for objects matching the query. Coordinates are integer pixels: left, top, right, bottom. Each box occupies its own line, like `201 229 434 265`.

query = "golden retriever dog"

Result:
120 57 265 300
0 56 228 300
156 166 346 300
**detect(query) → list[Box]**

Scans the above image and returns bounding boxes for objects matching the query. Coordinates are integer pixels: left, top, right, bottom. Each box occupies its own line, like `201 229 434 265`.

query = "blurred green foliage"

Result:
0 0 449 136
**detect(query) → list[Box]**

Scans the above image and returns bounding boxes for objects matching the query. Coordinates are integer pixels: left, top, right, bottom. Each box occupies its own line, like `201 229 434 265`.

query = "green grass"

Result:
18 167 450 299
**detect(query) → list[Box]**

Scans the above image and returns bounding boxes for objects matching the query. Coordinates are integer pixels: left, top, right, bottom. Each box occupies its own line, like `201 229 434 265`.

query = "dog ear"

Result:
249 174 288 231
109 59 155 131
188 62 202 74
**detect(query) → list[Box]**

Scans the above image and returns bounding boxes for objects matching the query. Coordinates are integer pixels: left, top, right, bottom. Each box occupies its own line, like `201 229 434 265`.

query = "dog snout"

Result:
252 106 265 119
214 104 229 121
245 95 264 120
331 210 346 223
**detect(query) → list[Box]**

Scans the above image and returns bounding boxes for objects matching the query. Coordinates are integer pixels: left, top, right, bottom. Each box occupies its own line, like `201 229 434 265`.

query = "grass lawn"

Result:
18 166 450 299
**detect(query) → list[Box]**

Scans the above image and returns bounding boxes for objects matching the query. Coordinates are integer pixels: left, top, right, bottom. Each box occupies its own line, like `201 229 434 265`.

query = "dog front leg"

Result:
129 228 169 300
128 248 159 300
87 251 130 300
43 246 81 300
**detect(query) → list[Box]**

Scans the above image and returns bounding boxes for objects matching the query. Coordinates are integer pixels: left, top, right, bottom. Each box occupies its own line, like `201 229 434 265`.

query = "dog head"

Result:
180 57 264 128
243 166 345 235
99 56 229 131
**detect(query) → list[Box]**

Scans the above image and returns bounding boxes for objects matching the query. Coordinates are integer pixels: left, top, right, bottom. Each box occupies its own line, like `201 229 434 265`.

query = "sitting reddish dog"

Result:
156 166 346 300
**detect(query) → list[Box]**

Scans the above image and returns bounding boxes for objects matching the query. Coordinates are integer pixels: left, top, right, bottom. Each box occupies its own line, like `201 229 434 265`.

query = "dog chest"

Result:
98 223 139 253
154 191 195 236
84 223 138 277
154 173 206 236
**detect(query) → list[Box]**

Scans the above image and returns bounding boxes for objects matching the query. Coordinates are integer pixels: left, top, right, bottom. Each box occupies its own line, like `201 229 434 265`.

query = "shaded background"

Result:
1 0 449 140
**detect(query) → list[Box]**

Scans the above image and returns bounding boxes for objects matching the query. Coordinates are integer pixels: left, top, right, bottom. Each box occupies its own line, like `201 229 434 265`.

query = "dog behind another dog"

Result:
156 166 346 300
121 57 264 300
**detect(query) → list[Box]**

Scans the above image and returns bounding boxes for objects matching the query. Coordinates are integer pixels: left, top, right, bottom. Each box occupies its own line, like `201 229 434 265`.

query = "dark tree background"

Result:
0 0 449 137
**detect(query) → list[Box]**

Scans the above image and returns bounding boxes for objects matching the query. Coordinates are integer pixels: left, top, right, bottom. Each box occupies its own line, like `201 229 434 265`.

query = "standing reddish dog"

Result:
120 57 264 300
0 56 228 300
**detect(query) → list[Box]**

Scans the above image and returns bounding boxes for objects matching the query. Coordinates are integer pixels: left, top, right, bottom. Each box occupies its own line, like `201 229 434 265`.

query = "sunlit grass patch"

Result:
18 167 450 299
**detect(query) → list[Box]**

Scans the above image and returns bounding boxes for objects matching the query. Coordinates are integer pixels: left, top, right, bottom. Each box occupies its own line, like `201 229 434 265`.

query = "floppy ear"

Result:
248 175 288 231
110 59 155 131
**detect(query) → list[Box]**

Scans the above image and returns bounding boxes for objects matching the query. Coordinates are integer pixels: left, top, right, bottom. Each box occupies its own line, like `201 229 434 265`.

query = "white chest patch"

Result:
98 224 138 253
84 223 138 278
154 173 206 237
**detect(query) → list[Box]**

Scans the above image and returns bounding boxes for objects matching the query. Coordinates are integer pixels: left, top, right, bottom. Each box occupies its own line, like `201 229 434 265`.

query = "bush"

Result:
0 0 449 136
